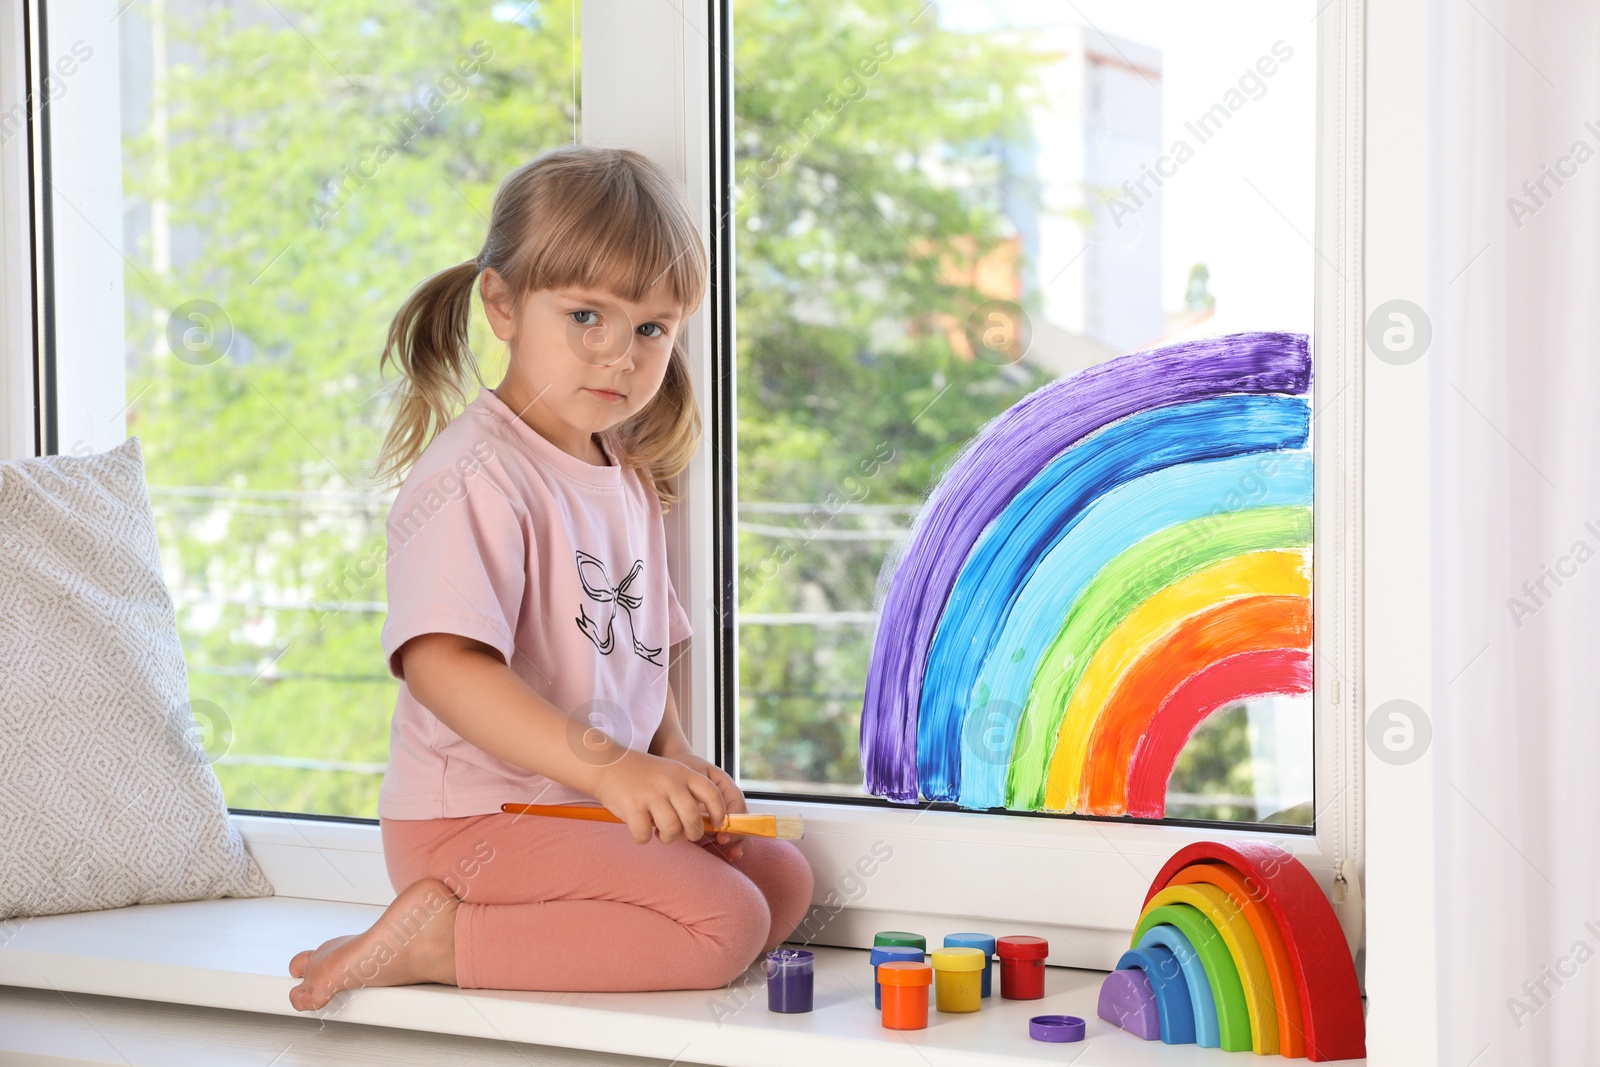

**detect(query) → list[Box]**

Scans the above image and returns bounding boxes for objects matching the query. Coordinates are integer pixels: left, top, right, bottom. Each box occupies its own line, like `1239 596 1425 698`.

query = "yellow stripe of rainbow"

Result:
1042 549 1310 811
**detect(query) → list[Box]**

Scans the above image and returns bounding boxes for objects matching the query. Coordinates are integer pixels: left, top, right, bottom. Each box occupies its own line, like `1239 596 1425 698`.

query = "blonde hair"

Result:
374 144 707 509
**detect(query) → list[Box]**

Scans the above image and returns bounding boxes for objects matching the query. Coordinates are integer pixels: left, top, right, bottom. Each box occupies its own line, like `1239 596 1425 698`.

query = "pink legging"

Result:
381 811 816 992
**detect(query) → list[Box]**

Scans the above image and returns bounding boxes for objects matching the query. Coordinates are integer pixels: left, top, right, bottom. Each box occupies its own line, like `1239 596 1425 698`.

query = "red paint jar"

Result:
996 935 1049 999
877 960 934 1030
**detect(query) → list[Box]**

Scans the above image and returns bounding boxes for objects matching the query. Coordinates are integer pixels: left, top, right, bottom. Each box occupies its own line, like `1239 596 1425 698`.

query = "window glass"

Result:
731 0 1317 826
101 1 579 817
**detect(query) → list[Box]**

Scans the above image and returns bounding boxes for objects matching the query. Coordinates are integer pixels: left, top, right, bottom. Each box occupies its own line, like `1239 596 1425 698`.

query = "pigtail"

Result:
373 258 483 487
606 335 701 513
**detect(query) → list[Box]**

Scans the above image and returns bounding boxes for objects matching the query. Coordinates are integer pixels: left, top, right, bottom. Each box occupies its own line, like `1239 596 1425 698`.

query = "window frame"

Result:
0 0 43 462
13 0 124 461
698 0 1368 967
10 0 1370 975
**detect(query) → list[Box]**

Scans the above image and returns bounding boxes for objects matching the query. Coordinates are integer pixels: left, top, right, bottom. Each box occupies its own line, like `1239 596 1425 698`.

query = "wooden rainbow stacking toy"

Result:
1096 841 1365 1062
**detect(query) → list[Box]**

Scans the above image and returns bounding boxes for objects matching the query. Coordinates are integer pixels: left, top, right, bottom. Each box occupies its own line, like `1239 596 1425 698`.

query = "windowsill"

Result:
0 893 1363 1066
231 804 1351 978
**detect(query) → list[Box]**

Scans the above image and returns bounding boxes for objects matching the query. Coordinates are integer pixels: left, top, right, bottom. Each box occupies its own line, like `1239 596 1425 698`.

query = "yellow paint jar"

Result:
930 946 986 1013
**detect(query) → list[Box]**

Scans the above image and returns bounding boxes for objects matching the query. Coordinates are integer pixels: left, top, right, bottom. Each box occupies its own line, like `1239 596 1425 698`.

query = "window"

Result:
18 0 1363 964
729 0 1322 828
48 0 581 819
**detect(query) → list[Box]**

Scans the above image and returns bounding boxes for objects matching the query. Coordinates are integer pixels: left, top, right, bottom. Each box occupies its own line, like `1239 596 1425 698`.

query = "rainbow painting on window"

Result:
860 331 1313 818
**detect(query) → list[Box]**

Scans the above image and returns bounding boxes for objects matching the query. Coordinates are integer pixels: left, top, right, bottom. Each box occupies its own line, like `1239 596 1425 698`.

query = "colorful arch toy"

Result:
1098 841 1367 1061
859 331 1314 816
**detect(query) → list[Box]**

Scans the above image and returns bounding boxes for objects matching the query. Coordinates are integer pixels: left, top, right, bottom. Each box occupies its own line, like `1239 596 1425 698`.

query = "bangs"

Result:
513 161 706 314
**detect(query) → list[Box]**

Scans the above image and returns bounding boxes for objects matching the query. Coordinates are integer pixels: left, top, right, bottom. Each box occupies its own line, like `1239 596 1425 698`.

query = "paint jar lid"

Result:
996 935 1050 959
944 932 997 954
877 960 933 986
1029 1014 1086 1042
766 949 813 975
874 930 926 949
870 945 925 967
929 947 987 972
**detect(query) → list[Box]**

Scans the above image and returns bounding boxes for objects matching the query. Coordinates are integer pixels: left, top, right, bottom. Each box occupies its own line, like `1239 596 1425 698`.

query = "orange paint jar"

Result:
877 960 934 1030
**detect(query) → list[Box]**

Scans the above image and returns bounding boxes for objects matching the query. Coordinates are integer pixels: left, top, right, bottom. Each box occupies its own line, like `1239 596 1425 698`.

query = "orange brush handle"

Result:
500 802 775 837
501 803 626 825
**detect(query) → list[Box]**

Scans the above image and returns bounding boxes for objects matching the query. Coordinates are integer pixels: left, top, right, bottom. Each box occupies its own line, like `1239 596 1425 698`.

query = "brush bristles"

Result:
771 815 804 839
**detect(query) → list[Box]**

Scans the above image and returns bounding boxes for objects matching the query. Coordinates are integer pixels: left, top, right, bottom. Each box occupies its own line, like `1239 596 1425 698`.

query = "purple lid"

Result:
766 948 814 975
1028 1014 1086 1042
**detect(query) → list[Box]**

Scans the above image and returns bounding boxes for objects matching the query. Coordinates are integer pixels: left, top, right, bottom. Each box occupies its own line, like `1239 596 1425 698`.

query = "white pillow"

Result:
0 437 273 918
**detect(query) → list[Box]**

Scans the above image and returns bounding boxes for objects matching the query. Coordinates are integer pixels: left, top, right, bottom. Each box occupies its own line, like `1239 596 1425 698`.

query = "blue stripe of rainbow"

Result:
861 332 1312 815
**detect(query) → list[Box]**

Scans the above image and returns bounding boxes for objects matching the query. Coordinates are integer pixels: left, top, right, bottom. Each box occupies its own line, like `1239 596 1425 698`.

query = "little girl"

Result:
287 144 814 1009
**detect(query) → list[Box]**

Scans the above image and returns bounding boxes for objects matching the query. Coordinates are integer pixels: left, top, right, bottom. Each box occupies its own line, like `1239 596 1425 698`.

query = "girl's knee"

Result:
692 874 771 988
778 839 816 893
761 839 816 915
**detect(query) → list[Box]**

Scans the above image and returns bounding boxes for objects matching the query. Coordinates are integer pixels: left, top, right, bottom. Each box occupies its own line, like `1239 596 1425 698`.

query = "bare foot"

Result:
287 877 460 1011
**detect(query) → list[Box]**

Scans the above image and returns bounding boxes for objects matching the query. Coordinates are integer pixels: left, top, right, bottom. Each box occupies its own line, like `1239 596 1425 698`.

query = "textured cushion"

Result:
0 437 272 919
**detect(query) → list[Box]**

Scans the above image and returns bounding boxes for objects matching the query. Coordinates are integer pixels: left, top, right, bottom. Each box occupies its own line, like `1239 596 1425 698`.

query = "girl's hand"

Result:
660 749 750 862
589 747 729 848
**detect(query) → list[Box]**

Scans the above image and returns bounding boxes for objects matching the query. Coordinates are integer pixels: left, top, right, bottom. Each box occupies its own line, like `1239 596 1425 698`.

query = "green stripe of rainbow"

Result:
1011 505 1312 813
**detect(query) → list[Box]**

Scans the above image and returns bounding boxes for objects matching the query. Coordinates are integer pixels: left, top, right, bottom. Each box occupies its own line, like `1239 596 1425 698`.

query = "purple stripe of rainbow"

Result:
860 332 1312 802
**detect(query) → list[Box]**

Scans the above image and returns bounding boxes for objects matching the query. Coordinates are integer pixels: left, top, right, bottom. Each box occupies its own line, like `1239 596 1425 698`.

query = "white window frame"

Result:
2 0 124 459
10 0 1386 982
0 0 42 460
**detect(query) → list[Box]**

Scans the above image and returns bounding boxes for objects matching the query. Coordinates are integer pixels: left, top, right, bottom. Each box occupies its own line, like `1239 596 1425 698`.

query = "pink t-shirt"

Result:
377 388 692 820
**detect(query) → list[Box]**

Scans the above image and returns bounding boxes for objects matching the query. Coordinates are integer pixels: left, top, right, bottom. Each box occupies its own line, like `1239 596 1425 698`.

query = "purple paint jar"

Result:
766 948 814 1013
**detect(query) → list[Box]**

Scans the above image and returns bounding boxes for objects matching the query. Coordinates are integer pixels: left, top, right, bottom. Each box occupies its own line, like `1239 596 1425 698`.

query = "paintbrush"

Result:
500 802 804 839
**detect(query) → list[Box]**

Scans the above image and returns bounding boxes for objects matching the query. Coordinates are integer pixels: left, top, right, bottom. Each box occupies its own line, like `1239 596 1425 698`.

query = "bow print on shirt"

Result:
573 549 664 665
